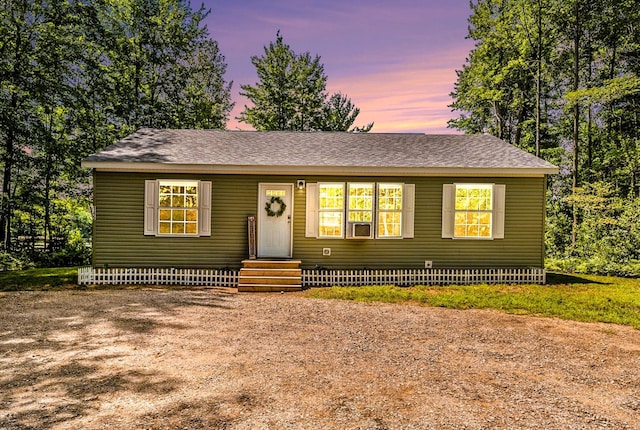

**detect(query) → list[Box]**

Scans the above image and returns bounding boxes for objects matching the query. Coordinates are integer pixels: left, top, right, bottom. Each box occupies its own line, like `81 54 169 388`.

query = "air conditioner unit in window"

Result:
349 222 373 239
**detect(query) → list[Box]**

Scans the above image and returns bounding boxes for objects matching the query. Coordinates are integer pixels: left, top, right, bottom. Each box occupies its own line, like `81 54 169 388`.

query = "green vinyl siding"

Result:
294 176 545 269
92 172 547 269
93 172 257 268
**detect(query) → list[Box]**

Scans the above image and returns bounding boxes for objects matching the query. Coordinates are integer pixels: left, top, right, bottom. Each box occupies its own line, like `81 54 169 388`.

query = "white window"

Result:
305 182 415 239
442 183 505 239
318 183 344 238
347 183 374 223
144 180 212 237
377 183 403 238
159 181 199 235
346 183 374 239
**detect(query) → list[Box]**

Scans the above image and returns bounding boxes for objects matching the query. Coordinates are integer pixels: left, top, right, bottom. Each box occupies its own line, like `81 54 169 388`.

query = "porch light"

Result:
297 179 306 190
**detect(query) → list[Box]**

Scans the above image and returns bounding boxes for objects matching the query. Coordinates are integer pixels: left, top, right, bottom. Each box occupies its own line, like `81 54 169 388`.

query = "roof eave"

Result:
82 161 559 177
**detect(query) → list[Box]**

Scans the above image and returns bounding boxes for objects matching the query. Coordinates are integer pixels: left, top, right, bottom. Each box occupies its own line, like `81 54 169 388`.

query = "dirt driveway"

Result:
1 289 639 429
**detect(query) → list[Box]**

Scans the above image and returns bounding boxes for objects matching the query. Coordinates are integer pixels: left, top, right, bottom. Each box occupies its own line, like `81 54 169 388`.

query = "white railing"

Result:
301 268 546 287
78 267 545 287
77 267 238 287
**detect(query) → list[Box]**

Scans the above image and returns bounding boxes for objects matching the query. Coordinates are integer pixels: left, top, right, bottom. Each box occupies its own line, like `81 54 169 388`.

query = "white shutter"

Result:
493 184 506 239
403 184 415 238
144 180 158 235
305 183 318 238
441 184 455 239
199 181 212 237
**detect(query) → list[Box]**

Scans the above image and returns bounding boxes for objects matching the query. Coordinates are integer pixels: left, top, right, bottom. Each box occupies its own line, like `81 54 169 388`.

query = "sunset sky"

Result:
203 0 474 134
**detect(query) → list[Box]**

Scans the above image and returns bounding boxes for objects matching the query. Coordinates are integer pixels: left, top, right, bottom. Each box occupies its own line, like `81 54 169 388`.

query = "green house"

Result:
80 128 558 289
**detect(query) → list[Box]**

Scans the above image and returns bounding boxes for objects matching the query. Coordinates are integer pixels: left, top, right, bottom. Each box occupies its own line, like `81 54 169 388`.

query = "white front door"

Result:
258 183 293 258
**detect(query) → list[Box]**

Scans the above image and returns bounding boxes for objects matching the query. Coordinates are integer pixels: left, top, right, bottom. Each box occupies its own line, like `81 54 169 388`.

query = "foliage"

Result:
239 32 372 132
547 182 640 276
93 0 233 130
448 0 548 150
32 230 92 267
0 252 28 271
451 0 640 274
320 92 374 132
0 0 233 266
303 273 640 329
238 31 327 131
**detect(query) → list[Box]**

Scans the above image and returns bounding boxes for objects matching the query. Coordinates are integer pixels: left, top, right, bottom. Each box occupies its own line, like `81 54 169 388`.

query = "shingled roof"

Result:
82 128 558 176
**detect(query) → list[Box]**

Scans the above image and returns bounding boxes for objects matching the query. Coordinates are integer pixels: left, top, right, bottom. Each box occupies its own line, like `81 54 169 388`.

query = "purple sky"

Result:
203 0 473 133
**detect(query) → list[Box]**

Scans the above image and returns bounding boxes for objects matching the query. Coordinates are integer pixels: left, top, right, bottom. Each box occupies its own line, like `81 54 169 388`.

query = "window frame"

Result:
157 180 200 237
442 183 505 240
314 181 408 240
317 182 346 239
376 183 404 239
346 182 375 239
144 179 212 238
453 183 494 239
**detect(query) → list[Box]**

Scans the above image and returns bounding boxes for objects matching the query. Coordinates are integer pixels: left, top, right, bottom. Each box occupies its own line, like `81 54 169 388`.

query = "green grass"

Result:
302 272 640 329
0 267 79 291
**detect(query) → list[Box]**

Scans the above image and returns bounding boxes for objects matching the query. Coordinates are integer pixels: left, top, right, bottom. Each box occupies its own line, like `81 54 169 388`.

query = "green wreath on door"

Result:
265 196 286 217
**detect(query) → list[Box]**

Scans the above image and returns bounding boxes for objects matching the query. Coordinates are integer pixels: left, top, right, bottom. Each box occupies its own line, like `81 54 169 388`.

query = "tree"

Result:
238 31 326 130
448 0 545 151
163 39 234 129
0 0 79 250
239 32 372 132
94 0 233 131
451 0 640 274
320 93 373 132
0 0 234 264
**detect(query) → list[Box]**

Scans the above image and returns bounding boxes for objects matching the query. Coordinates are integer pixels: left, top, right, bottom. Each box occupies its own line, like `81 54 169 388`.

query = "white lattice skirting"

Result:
302 268 546 287
78 267 546 287
77 267 239 287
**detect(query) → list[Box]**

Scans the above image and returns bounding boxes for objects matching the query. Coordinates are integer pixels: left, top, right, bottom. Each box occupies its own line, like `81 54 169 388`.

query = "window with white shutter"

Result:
442 183 505 239
144 180 212 237
305 182 415 239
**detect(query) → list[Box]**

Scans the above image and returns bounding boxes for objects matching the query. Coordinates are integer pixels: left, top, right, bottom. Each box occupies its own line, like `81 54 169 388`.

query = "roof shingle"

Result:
83 128 558 175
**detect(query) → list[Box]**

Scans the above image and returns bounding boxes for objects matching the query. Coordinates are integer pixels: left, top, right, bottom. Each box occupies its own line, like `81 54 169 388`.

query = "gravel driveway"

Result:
1 288 639 429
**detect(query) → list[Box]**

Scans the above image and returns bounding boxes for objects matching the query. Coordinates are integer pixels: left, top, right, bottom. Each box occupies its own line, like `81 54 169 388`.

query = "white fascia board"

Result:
81 161 559 177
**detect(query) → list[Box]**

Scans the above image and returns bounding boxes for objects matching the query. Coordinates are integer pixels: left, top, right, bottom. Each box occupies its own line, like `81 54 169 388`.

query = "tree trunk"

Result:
633 109 639 198
535 0 542 158
493 101 504 140
0 127 15 251
571 0 581 249
43 140 54 253
514 107 525 148
587 104 592 177
586 28 593 180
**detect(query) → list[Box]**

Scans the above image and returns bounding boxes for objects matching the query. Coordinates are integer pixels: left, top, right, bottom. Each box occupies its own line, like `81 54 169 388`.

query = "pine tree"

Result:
320 93 373 132
239 32 372 132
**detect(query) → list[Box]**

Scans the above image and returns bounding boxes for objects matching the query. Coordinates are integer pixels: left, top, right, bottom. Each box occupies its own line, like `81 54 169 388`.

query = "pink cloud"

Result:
213 0 474 134
228 46 471 134
327 50 470 133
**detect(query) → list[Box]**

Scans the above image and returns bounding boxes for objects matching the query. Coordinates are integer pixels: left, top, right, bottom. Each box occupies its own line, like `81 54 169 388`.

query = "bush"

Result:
0 252 28 271
30 231 92 267
546 183 640 277
546 257 640 278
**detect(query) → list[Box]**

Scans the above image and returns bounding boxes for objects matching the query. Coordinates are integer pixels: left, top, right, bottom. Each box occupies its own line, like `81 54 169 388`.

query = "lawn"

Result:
302 272 640 329
1 267 639 329
0 267 79 291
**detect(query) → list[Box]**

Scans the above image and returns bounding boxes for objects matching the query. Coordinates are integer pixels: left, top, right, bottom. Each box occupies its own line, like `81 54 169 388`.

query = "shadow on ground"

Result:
546 272 608 285
0 289 235 429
